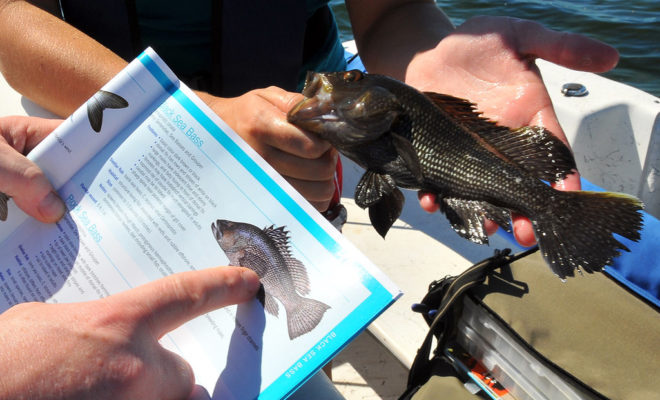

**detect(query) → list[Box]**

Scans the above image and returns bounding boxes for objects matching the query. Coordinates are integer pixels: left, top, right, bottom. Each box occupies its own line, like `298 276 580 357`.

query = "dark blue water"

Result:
330 0 660 98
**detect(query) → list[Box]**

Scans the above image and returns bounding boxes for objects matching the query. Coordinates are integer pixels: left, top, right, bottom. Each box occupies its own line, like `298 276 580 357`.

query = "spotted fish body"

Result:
287 70 644 279
211 219 329 339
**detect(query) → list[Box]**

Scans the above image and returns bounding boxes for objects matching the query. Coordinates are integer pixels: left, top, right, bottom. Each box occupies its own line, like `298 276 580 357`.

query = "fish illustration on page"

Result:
212 219 330 340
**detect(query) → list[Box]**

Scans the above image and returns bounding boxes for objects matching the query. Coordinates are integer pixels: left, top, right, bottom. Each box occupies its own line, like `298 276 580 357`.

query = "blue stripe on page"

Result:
137 51 396 399
138 52 178 96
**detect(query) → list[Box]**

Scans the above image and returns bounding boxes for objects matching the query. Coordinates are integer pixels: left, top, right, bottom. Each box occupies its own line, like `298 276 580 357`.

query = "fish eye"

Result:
343 70 363 83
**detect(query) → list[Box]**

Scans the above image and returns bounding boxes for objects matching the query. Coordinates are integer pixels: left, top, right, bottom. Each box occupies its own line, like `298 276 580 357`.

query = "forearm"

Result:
0 0 127 117
346 0 454 81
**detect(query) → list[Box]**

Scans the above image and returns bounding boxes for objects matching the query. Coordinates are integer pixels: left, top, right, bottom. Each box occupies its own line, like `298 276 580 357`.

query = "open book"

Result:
0 48 401 399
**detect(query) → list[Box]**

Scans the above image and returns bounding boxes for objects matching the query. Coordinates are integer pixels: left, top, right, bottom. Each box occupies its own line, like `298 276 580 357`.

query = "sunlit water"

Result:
330 0 659 98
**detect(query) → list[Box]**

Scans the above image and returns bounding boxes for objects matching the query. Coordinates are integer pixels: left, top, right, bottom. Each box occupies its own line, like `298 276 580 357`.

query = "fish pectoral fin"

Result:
391 132 423 182
440 198 511 245
368 188 405 238
355 171 404 237
355 171 397 208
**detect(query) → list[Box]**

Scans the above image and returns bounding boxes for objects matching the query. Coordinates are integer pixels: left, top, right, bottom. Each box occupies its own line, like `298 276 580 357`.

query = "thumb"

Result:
256 86 305 114
0 117 66 223
511 18 619 72
0 147 66 223
109 266 261 337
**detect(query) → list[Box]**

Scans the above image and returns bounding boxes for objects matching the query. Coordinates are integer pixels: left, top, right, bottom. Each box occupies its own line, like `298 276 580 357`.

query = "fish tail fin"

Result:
286 297 330 340
532 190 643 279
87 90 129 132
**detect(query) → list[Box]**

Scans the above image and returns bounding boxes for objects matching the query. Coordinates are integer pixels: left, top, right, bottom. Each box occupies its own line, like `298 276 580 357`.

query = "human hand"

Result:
0 115 66 223
200 87 339 212
407 16 619 246
0 266 260 400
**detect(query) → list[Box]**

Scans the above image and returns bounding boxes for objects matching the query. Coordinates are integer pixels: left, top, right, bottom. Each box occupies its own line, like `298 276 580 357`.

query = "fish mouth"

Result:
287 72 339 129
212 219 231 241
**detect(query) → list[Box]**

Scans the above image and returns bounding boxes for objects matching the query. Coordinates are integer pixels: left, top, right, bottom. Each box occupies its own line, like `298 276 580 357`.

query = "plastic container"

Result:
455 297 597 400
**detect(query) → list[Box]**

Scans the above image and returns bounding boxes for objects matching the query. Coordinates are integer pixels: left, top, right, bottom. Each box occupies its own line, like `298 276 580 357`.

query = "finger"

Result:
265 147 338 182
417 192 440 213
188 385 212 400
484 219 499 236
255 85 305 115
108 266 261 337
285 176 337 211
0 116 62 152
0 116 65 222
552 172 581 192
0 146 65 223
512 213 537 247
511 18 619 72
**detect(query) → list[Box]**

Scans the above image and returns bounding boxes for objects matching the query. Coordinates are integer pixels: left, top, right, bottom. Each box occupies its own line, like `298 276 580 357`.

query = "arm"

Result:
346 0 454 81
0 0 127 116
0 266 260 400
346 1 619 246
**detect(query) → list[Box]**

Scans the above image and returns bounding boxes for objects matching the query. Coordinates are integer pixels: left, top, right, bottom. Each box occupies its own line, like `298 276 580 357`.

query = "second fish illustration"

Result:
211 219 330 340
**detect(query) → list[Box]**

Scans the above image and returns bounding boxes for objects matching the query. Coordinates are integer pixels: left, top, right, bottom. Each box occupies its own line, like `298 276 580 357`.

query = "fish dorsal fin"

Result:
263 225 311 295
481 125 576 182
423 92 576 182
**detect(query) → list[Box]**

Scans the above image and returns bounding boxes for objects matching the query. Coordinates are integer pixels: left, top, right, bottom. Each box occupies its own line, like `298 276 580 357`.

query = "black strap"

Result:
402 247 539 397
210 0 223 94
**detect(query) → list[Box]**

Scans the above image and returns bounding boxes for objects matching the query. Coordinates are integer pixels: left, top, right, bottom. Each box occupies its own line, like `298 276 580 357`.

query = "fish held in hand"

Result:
287 70 644 279
212 219 329 339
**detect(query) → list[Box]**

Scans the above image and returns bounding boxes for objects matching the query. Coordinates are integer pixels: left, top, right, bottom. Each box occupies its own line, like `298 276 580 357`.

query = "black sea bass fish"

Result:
211 219 330 339
287 70 644 279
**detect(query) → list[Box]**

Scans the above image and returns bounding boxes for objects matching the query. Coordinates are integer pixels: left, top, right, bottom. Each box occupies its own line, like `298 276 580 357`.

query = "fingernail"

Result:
38 191 66 221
